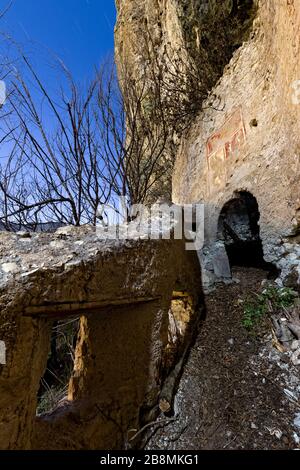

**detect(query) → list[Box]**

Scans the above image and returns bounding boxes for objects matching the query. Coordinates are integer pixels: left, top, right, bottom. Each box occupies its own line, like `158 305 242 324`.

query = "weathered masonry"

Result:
0 226 202 449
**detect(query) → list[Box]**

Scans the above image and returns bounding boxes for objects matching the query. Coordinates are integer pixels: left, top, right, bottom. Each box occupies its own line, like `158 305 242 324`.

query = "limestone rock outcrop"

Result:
115 0 300 290
115 0 256 198
172 0 300 288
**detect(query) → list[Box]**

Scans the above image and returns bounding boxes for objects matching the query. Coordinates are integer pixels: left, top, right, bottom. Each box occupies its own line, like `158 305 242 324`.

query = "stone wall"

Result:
0 226 203 449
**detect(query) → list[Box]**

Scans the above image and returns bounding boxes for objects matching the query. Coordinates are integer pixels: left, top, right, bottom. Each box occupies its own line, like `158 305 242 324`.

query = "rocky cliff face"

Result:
115 0 256 87
115 0 300 289
115 1 257 201
172 0 300 289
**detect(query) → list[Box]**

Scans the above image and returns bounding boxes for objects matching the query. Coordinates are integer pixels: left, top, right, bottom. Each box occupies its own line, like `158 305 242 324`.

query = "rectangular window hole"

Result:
36 316 80 416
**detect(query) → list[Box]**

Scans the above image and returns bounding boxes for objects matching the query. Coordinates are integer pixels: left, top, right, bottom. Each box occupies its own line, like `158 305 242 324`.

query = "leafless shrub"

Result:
0 2 257 227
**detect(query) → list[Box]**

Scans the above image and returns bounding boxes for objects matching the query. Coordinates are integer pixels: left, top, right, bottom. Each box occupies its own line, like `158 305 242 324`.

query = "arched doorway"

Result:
217 191 276 274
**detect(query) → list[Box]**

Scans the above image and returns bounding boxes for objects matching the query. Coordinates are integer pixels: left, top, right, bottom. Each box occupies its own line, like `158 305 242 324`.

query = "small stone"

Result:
293 433 300 445
251 422 257 429
16 231 31 238
294 413 300 429
270 429 282 439
55 225 74 236
228 338 234 346
159 398 171 414
50 240 65 249
291 340 300 351
1 262 19 273
280 354 290 364
291 349 300 366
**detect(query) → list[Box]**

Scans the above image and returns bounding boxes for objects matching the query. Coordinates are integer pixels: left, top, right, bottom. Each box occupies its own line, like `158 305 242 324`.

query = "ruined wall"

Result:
0 226 202 449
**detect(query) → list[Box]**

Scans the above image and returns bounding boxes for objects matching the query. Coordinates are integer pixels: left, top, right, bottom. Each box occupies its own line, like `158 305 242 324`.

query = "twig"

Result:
223 435 237 449
128 417 177 443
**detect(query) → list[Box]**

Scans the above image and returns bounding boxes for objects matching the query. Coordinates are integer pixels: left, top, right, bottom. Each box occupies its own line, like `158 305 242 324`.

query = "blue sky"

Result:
0 0 117 163
1 0 116 80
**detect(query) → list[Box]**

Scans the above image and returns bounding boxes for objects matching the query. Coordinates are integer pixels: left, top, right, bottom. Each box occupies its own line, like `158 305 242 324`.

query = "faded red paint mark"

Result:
206 108 246 193
206 108 246 164
224 127 246 159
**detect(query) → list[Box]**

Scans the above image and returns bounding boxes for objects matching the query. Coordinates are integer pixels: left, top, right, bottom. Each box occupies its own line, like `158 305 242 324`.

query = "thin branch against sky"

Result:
0 0 116 80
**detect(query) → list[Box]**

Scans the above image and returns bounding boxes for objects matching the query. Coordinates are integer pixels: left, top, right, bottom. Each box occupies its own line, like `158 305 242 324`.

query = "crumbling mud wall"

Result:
0 226 202 449
172 0 300 289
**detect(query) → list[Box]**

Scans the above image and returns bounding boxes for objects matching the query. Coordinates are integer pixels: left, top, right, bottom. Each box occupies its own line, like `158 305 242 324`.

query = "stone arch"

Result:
216 190 276 273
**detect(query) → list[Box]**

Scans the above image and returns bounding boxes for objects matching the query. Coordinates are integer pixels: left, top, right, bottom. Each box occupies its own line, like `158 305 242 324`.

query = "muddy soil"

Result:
145 267 300 450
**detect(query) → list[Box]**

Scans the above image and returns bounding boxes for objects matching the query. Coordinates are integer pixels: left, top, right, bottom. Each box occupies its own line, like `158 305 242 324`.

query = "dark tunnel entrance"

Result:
217 192 278 276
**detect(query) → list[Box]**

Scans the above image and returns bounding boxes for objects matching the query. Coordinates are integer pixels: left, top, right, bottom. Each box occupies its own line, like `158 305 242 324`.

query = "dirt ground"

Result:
145 267 300 450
